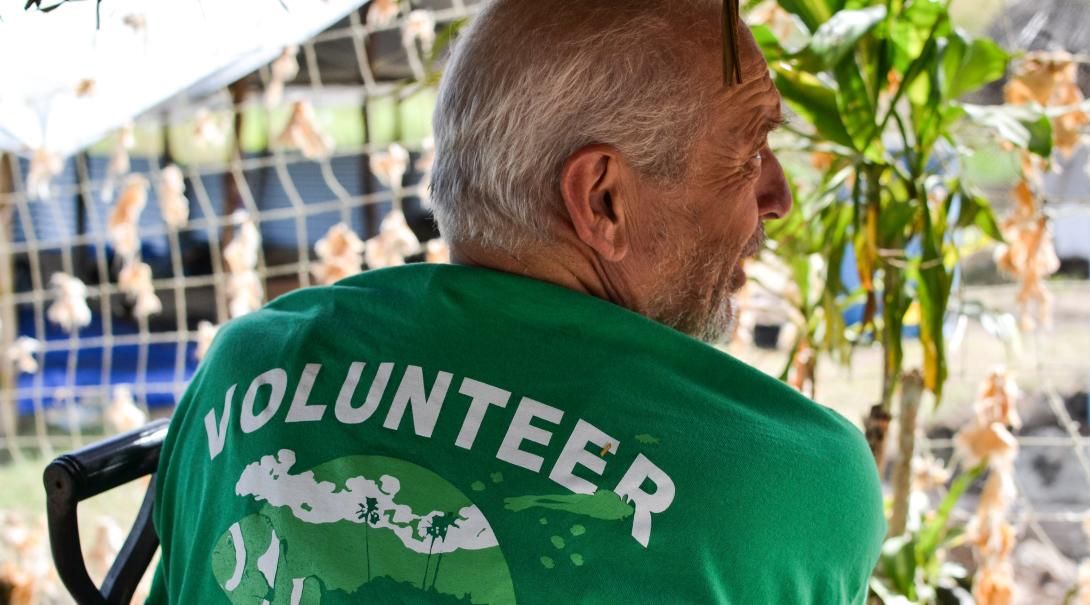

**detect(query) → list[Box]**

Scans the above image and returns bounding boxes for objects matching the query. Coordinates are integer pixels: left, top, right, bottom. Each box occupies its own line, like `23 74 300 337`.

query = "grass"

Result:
0 452 150 540
90 89 439 165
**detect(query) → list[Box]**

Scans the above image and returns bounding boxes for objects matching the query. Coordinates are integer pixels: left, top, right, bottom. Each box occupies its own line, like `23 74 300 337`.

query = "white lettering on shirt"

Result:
496 397 564 473
240 368 288 434
211 361 676 548
549 419 617 495
334 362 393 424
382 365 453 438
614 453 676 548
454 378 511 450
285 364 326 423
204 384 236 461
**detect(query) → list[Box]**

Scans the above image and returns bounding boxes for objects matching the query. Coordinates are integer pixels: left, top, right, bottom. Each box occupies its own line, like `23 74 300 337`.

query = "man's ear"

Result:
559 145 630 262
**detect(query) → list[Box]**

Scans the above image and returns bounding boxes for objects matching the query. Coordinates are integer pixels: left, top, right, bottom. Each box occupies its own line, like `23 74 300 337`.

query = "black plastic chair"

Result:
43 419 169 605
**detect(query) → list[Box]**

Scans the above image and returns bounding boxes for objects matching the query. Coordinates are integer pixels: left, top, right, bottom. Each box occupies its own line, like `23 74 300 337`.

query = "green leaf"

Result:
777 0 847 33
962 103 1054 158
952 186 1004 241
772 64 856 148
807 6 887 68
878 201 918 243
880 534 919 599
916 464 985 562
915 201 951 398
833 61 879 153
889 0 946 73
751 24 785 61
881 264 908 397
429 17 468 64
940 32 1009 101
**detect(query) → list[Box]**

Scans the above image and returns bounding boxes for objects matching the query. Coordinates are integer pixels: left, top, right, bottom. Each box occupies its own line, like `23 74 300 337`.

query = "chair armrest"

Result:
44 419 169 605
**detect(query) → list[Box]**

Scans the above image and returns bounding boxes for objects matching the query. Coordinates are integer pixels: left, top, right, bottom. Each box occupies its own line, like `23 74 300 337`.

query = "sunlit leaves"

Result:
939 33 1009 102
776 0 847 33
961 104 1054 158
806 5 887 69
760 0 1024 407
771 64 856 148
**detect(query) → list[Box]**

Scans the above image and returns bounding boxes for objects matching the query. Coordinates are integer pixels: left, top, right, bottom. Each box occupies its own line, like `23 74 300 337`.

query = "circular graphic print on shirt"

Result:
211 450 516 604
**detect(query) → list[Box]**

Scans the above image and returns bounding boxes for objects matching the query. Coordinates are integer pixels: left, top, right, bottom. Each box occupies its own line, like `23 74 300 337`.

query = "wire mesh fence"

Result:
0 1 483 462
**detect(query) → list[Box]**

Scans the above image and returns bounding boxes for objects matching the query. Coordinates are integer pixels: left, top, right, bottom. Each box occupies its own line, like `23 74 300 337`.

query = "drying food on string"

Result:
223 211 264 318
46 272 93 333
367 0 399 27
25 149 62 201
370 142 409 192
193 108 227 150
265 45 299 107
365 209 420 269
118 260 162 320
157 164 189 229
425 238 449 264
5 337 43 375
104 385 147 435
277 101 333 160
107 174 149 262
402 10 437 54
102 124 135 203
313 223 366 285
195 321 220 362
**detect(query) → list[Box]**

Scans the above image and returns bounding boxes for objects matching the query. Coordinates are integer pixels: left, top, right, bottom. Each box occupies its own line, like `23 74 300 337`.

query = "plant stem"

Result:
888 370 923 536
875 15 947 137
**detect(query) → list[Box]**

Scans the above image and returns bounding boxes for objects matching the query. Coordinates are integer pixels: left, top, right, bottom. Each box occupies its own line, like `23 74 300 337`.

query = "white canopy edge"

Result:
0 0 367 158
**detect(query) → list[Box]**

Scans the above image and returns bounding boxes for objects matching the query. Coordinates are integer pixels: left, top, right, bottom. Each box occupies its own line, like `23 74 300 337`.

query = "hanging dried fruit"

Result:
117 261 162 320
313 223 366 285
277 101 333 160
194 321 219 362
223 211 264 318
108 175 149 262
102 124 135 203
367 0 399 27
157 164 189 229
265 46 299 108
5 337 43 374
25 149 63 201
370 143 410 193
46 273 93 333
365 209 420 269
402 10 436 54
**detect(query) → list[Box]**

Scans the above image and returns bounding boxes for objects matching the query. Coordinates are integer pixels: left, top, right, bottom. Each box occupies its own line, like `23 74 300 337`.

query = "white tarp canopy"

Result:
0 0 367 158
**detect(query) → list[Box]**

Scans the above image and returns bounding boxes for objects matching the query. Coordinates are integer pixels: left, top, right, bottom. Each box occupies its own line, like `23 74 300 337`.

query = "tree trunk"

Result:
888 369 923 537
431 552 444 591
422 540 434 590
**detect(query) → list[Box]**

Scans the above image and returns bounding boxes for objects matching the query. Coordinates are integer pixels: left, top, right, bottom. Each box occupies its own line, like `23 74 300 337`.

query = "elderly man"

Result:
150 1 885 603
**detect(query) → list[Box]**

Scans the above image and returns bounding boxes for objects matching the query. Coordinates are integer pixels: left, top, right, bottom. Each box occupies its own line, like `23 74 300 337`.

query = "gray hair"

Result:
430 0 720 251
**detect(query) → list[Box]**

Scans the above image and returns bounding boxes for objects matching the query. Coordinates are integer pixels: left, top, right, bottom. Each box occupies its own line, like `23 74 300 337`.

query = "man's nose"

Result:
756 146 792 220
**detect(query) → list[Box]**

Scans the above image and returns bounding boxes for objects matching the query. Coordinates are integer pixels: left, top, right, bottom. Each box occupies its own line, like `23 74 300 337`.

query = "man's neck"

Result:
449 239 633 312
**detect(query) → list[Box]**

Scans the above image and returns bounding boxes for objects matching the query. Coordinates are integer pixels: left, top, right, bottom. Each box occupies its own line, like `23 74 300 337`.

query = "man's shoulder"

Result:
206 268 413 354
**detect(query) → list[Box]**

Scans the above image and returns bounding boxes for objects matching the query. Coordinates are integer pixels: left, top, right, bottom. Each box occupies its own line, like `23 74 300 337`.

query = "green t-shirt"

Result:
149 263 885 605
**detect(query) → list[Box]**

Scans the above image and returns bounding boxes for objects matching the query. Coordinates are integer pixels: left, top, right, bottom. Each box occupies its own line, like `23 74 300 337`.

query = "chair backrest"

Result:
43 419 169 605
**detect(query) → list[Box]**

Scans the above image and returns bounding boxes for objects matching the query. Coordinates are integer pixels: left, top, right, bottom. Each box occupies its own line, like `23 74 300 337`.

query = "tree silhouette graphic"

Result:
356 497 382 582
421 512 461 590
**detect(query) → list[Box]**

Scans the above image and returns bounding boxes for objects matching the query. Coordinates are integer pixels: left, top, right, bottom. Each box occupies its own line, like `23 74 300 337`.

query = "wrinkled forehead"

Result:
708 27 782 134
